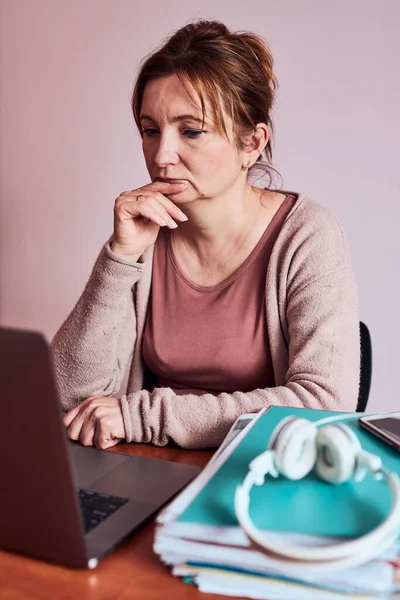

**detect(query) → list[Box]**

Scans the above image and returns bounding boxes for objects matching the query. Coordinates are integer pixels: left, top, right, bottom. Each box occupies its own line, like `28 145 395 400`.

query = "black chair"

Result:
356 321 372 412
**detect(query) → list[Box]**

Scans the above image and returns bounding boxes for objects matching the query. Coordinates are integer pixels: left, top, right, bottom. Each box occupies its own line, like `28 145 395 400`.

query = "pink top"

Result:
142 195 296 396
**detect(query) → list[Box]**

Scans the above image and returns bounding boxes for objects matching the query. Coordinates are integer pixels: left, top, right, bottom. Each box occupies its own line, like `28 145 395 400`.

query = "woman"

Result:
52 20 360 450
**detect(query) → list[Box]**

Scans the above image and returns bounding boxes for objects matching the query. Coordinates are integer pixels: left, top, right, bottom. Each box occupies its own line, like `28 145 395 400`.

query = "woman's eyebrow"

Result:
140 113 205 124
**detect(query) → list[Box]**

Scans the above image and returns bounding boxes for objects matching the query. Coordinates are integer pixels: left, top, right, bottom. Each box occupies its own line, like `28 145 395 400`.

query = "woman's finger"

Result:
136 194 182 228
145 189 189 222
63 404 81 427
78 415 97 447
67 412 85 441
116 195 178 228
120 184 188 222
93 419 118 450
63 396 98 427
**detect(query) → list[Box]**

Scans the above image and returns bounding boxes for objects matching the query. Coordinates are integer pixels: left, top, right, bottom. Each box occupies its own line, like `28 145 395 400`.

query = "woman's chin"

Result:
166 190 197 203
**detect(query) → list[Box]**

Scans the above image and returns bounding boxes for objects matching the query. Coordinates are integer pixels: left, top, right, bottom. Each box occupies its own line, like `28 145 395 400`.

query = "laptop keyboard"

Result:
78 489 129 533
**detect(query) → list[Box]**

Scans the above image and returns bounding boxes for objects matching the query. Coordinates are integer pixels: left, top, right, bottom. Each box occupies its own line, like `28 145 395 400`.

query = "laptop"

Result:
0 326 201 568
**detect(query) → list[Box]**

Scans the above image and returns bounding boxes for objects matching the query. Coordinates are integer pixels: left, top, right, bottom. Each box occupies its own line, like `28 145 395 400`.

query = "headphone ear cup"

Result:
272 418 318 480
268 416 298 452
315 424 362 484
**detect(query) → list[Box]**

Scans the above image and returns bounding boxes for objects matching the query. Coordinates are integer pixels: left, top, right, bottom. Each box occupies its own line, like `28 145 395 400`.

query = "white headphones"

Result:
234 413 400 572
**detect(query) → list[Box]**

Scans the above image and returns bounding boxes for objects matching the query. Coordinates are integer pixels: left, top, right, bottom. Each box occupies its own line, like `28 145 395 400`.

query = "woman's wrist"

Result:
109 242 141 262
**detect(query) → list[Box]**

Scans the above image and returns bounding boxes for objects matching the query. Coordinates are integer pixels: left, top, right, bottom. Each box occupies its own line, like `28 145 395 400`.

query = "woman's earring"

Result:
242 160 252 171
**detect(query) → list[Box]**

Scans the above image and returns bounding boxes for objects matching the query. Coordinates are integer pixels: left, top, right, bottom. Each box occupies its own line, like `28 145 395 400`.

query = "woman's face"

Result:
140 74 246 204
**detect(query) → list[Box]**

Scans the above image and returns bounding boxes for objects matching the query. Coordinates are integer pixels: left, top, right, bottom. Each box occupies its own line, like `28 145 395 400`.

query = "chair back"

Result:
357 321 372 412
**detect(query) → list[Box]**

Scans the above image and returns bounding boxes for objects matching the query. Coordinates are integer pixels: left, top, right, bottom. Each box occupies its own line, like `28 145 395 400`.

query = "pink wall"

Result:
1 0 399 411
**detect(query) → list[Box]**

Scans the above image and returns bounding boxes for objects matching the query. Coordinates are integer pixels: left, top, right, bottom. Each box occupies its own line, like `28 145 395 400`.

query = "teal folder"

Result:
178 407 400 538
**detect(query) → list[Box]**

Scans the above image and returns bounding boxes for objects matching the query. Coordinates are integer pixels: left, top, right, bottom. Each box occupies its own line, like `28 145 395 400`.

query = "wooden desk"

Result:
0 443 244 600
1 443 399 600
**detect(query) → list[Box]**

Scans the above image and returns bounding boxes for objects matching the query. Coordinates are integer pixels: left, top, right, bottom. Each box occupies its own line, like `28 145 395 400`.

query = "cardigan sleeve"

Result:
120 206 360 450
50 242 144 411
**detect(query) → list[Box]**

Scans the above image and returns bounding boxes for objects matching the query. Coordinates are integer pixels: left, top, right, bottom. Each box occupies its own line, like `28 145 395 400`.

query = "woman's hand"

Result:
63 396 125 449
112 181 188 260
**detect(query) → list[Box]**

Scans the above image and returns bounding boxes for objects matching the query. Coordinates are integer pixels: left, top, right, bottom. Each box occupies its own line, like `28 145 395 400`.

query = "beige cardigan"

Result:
51 193 360 449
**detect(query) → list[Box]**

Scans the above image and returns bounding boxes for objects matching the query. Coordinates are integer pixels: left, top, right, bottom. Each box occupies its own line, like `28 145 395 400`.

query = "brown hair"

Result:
131 20 279 187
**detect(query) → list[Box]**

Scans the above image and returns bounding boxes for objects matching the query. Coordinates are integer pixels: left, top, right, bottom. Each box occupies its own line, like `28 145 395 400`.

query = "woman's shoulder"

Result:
282 192 347 240
275 192 351 264
285 192 342 226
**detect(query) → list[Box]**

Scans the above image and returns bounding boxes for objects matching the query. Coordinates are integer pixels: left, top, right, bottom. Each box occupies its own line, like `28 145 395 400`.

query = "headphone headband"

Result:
234 413 400 572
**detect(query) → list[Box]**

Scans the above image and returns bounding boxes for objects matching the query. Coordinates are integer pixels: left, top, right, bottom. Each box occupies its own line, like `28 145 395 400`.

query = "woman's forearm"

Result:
51 243 144 410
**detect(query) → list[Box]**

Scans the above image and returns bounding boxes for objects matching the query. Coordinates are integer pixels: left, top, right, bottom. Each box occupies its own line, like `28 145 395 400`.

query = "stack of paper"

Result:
154 407 400 599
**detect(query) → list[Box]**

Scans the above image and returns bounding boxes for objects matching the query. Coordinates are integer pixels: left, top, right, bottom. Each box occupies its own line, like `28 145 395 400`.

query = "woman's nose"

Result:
153 135 179 168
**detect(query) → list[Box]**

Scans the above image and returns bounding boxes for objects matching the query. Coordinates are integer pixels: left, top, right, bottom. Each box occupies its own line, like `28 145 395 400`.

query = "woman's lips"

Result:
155 177 187 183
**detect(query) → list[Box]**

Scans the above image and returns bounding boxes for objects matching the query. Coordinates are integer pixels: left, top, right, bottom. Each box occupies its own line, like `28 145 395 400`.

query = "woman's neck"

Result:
172 184 263 267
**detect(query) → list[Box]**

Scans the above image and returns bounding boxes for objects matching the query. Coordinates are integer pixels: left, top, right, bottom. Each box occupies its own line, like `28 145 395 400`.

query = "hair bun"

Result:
189 20 229 39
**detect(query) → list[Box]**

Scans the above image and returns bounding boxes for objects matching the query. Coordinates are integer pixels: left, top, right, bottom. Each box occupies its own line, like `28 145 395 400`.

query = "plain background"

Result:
0 0 398 412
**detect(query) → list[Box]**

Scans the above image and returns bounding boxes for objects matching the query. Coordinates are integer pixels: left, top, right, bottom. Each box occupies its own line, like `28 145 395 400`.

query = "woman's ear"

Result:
241 123 269 168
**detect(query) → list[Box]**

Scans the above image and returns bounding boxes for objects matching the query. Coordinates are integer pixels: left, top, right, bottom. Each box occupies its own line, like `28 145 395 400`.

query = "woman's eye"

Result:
183 129 205 139
142 128 159 137
142 128 205 139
